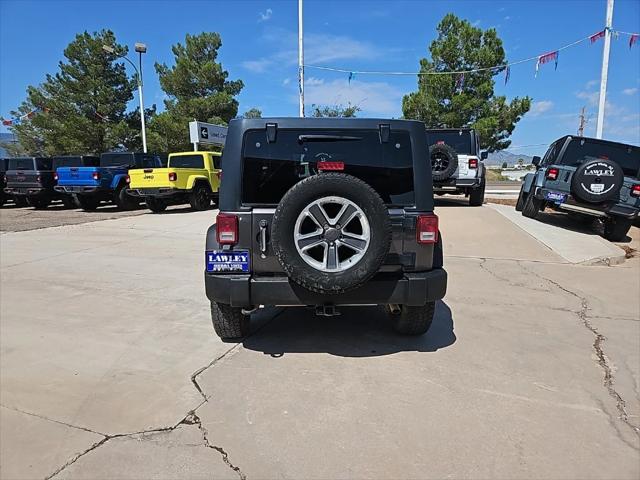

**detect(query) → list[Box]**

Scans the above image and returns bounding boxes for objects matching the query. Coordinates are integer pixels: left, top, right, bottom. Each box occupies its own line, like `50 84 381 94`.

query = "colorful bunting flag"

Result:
348 72 355 84
630 34 639 49
590 30 606 43
455 73 465 92
505 66 511 85
535 51 559 77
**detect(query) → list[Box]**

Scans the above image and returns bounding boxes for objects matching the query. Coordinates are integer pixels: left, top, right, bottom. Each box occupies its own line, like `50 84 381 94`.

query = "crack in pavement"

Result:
519 262 640 445
0 404 107 437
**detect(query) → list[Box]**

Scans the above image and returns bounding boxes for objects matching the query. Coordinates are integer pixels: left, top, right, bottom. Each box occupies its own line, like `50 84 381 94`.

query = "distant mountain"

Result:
486 150 534 167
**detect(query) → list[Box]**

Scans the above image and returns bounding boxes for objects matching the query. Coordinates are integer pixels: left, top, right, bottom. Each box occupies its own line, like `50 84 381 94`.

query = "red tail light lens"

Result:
416 214 439 244
216 213 238 245
631 184 640 197
125 175 130 184
468 158 478 169
546 168 559 181
317 161 344 171
92 172 100 181
168 172 177 182
215 171 222 180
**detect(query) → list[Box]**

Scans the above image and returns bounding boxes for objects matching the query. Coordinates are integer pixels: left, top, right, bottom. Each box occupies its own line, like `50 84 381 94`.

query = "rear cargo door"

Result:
56 167 99 186
128 168 171 189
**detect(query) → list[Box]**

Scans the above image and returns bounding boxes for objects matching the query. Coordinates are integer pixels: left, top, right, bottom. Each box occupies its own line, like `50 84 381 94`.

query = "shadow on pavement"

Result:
535 210 634 243
434 196 469 208
243 300 456 358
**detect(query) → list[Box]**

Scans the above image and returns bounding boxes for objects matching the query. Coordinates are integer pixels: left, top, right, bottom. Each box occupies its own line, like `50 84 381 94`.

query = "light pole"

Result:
298 0 304 117
103 43 148 152
596 0 614 139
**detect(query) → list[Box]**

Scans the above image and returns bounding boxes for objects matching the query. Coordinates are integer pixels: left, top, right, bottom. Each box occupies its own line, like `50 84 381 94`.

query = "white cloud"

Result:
305 77 324 86
585 79 599 89
282 77 291 86
472 20 481 27
576 89 599 106
504 16 511 21
622 87 638 96
529 100 554 116
258 8 273 22
301 79 403 117
241 58 272 73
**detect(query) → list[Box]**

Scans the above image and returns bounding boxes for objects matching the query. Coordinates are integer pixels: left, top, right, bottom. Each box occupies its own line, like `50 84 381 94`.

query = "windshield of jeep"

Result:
8 158 50 170
101 154 134 168
241 128 415 206
427 130 475 155
560 139 640 178
169 154 205 169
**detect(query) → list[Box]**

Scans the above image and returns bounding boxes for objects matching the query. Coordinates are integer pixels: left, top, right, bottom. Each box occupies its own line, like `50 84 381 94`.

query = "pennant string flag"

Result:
630 34 639 49
504 66 511 85
590 30 606 43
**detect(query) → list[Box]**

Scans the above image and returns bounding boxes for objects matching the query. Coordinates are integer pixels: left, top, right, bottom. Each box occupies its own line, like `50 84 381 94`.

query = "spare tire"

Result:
271 173 391 294
571 159 624 203
429 144 459 181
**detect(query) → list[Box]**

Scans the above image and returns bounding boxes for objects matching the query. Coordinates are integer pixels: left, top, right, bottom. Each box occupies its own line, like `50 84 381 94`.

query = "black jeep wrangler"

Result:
3 157 64 209
204 118 447 340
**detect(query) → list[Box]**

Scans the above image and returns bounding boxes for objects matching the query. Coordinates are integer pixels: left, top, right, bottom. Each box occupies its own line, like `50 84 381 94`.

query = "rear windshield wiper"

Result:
298 134 362 143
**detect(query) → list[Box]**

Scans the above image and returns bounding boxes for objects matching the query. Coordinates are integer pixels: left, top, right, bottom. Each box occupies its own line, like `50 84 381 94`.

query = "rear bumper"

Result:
433 177 481 191
4 187 47 196
205 269 447 308
54 185 104 195
128 187 186 198
537 188 639 219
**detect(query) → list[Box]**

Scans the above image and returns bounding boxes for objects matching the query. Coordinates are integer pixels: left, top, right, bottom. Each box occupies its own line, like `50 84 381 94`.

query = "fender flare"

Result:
187 175 209 190
522 172 539 194
110 173 128 190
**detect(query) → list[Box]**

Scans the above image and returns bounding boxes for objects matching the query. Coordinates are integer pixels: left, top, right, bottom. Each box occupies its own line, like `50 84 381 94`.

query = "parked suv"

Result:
3 157 70 208
426 128 487 206
517 135 639 241
204 118 447 340
0 158 8 206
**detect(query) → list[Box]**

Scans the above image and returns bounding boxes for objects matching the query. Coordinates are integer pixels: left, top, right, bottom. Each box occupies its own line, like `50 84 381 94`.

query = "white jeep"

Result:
426 128 487 206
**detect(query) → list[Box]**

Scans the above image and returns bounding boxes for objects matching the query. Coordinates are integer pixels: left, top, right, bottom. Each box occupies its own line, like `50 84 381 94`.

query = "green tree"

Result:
242 108 262 118
5 30 136 155
501 161 508 169
402 14 531 151
150 32 243 151
311 103 361 118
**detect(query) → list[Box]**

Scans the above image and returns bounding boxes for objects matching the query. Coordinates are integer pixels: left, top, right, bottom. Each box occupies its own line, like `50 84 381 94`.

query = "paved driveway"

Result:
1 206 638 479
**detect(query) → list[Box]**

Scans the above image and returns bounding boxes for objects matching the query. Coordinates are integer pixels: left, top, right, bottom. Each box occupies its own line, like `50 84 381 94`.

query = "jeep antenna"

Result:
298 0 305 117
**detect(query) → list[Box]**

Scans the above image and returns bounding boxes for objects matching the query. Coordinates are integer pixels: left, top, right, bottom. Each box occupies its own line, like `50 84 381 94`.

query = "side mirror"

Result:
480 151 488 160
532 156 541 167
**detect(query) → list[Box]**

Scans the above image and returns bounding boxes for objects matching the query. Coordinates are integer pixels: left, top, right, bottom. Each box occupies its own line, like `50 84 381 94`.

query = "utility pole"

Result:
596 0 614 139
298 0 304 117
578 106 587 136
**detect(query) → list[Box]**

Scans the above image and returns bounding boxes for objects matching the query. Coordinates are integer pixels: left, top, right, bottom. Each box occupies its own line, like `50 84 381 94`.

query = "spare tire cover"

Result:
271 172 391 294
429 144 459 181
570 159 624 203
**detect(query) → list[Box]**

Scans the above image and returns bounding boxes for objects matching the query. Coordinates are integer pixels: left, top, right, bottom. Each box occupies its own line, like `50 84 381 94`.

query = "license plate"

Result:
206 250 250 273
545 191 567 203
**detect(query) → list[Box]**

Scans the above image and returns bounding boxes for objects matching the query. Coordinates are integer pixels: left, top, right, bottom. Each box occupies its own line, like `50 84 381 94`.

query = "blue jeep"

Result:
517 135 639 241
55 152 162 211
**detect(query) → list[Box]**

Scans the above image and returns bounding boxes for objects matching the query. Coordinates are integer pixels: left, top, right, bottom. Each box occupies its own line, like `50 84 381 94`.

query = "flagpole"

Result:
298 0 305 118
596 0 614 139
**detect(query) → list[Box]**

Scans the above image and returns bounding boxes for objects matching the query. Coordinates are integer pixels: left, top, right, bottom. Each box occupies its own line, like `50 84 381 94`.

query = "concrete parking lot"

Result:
1 203 638 479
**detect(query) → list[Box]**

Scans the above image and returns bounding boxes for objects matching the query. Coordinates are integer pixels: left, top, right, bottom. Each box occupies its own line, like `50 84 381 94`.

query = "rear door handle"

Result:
259 220 268 254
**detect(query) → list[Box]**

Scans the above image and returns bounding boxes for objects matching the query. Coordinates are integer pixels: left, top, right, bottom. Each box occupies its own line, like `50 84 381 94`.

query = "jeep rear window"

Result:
9 158 35 170
101 154 133 167
53 157 98 168
241 129 415 206
560 139 639 177
427 130 475 155
169 154 205 169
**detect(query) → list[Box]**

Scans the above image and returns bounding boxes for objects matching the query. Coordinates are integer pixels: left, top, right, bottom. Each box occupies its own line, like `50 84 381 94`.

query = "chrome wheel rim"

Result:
294 196 370 273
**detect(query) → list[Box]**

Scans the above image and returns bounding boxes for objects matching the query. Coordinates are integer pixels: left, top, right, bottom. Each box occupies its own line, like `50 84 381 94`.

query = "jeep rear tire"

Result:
190 184 211 211
603 216 632 242
77 195 99 211
271 173 392 294
390 302 436 335
146 197 167 213
28 196 50 209
13 196 28 207
211 302 250 340
571 159 624 204
61 196 77 209
522 189 542 218
429 144 459 182
115 186 138 210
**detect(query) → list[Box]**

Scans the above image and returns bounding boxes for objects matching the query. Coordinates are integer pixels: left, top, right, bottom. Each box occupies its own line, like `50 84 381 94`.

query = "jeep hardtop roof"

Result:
7 157 52 171
550 135 639 177
219 117 433 211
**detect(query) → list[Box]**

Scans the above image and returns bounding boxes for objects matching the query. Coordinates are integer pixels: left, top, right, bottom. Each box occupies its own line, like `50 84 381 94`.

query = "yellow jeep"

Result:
127 151 221 212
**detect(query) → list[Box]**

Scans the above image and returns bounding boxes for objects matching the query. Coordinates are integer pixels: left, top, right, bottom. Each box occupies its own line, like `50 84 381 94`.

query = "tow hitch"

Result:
315 305 341 317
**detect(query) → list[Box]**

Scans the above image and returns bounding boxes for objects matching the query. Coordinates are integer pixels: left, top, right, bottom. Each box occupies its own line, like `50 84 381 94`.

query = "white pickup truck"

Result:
426 128 487 206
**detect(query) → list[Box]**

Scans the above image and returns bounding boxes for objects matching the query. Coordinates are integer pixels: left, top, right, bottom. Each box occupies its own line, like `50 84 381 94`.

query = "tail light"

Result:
216 213 238 245
92 172 100 181
416 214 439 244
125 175 130 184
168 172 177 182
317 161 345 171
36 175 41 182
54 173 59 181
546 167 559 181
215 171 222 180
631 184 640 197
468 158 478 169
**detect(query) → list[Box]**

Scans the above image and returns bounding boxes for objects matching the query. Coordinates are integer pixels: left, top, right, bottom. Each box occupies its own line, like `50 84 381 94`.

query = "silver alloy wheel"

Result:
294 196 370 272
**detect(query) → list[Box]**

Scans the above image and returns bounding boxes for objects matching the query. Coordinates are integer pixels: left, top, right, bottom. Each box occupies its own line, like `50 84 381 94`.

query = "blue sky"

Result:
1 0 639 155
